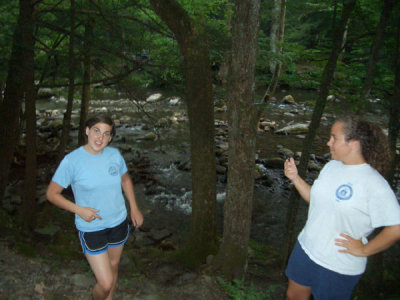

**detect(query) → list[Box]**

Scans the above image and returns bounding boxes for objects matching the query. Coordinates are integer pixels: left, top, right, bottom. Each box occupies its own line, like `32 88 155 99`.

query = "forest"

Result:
1 0 400 299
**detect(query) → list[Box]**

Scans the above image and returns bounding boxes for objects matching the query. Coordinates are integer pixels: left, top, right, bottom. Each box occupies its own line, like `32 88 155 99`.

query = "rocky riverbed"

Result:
2 90 398 299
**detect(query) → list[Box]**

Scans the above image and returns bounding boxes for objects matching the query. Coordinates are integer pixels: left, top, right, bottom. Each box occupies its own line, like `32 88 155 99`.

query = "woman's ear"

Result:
349 139 362 153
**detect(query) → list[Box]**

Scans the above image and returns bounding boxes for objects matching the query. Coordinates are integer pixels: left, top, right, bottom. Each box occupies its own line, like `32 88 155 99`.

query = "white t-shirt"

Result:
298 160 400 275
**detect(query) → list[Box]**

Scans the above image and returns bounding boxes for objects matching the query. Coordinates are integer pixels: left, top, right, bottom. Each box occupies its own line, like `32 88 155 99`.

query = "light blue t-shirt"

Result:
52 146 128 232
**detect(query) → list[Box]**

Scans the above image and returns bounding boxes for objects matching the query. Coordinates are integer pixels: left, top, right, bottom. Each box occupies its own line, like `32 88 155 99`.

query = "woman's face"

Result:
85 122 112 154
326 121 353 163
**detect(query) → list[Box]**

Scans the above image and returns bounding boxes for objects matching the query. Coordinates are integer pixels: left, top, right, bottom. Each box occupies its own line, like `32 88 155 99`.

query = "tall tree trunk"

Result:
79 19 94 146
21 1 36 230
263 0 287 102
369 13 400 300
387 15 400 189
269 0 280 73
282 0 357 268
362 0 394 99
150 0 217 266
0 0 34 204
57 0 76 162
213 0 261 280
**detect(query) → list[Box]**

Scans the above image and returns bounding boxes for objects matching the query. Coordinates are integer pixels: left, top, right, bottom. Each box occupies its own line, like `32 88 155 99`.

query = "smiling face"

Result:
326 121 356 164
84 122 112 154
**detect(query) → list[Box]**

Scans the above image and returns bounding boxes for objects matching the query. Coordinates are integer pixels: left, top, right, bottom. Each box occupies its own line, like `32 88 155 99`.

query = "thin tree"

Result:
0 0 35 204
368 11 400 299
362 0 395 99
213 0 261 280
57 0 76 163
282 0 357 268
21 0 36 230
150 0 217 266
262 0 287 102
79 17 94 146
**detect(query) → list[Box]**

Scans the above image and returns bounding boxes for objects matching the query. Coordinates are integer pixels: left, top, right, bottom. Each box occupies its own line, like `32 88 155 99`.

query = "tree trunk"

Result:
371 13 400 300
57 0 76 163
213 0 261 280
0 0 34 204
282 0 357 268
150 0 217 266
269 0 280 73
362 0 394 99
79 19 94 146
263 0 287 102
21 1 36 231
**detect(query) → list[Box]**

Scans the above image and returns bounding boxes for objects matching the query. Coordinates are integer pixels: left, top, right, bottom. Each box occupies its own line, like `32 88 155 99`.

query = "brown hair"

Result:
337 115 391 176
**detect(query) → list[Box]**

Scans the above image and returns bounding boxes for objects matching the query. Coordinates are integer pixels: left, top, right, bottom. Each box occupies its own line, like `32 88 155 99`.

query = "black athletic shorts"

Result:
79 218 131 255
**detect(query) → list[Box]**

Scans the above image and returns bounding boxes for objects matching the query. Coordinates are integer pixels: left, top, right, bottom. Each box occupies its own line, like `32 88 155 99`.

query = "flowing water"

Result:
34 89 390 248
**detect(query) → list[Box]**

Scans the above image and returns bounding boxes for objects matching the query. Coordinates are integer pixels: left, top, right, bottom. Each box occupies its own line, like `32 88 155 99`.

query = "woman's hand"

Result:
284 157 298 181
131 208 144 228
335 233 366 257
77 206 101 223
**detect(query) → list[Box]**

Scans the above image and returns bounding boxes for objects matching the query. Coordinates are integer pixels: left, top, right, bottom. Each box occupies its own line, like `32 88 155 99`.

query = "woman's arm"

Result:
284 157 311 203
335 225 400 257
121 172 143 227
46 180 100 222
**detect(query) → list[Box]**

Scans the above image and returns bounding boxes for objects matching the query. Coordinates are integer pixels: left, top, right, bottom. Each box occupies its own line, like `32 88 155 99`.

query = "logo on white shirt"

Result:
336 184 353 201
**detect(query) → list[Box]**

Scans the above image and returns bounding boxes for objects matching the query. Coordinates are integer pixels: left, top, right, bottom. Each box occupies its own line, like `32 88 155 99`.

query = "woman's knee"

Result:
97 275 114 294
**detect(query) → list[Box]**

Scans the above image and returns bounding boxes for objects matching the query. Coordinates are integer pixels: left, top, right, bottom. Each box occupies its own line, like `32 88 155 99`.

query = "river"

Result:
34 88 390 249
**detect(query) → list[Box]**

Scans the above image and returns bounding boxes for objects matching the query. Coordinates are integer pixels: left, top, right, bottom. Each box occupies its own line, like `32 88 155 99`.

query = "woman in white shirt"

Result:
284 115 400 300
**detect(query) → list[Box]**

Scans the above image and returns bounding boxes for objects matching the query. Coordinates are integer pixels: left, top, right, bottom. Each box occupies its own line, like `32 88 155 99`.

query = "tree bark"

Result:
0 0 34 204
282 0 357 268
150 0 217 266
362 0 394 99
213 0 261 280
57 0 76 163
371 13 400 300
263 0 287 101
21 0 36 230
79 18 94 146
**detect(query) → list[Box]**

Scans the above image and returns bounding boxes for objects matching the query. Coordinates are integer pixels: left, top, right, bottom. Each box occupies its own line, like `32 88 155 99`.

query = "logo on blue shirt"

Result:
336 184 353 201
108 165 119 176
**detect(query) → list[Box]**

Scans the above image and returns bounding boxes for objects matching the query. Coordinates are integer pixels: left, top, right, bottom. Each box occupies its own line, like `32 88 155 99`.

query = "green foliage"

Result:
217 278 278 300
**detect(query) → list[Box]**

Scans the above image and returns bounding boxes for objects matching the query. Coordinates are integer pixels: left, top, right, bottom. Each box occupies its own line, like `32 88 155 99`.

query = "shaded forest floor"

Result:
0 201 287 300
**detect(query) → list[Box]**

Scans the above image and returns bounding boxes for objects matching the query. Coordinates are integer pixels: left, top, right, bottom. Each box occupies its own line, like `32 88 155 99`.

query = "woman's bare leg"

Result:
286 279 312 300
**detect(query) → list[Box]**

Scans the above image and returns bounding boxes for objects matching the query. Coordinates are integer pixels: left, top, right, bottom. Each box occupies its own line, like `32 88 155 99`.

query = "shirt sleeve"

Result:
52 156 73 188
368 176 400 228
118 150 128 175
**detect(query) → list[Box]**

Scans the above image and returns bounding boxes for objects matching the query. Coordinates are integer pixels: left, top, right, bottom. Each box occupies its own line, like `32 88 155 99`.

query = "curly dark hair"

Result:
337 115 391 176
85 113 116 143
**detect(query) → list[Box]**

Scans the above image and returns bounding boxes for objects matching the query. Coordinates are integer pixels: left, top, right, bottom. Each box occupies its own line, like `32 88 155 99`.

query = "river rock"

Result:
168 97 180 106
147 93 162 102
143 132 157 141
308 160 321 171
156 117 172 128
281 95 296 105
264 157 285 169
275 123 309 135
259 120 276 132
277 148 294 159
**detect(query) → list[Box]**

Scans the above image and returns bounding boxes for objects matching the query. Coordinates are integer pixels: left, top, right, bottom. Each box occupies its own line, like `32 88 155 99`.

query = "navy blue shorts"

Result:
285 241 362 300
79 218 131 255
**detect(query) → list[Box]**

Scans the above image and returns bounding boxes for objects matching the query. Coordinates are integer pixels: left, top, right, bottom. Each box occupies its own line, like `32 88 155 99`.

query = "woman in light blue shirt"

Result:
47 114 143 300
